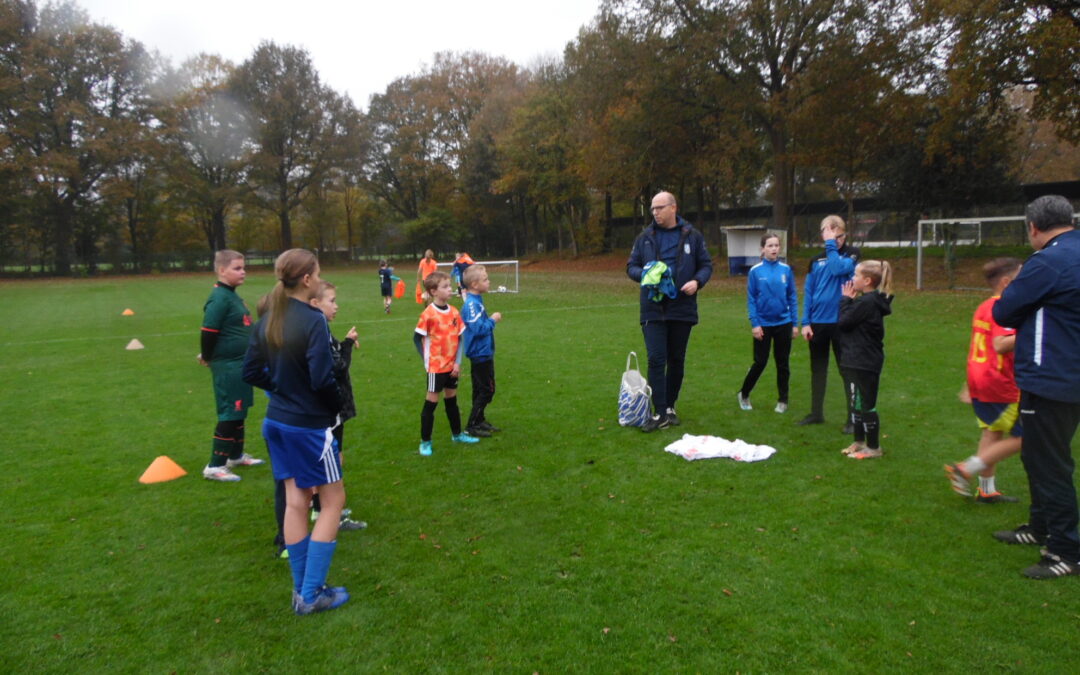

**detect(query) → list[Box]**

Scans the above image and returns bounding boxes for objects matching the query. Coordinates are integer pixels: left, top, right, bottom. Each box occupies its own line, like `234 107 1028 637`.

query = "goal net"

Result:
436 259 520 293
915 216 1027 291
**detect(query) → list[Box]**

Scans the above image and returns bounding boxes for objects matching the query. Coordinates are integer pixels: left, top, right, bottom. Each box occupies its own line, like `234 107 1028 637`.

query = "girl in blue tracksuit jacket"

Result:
738 234 799 413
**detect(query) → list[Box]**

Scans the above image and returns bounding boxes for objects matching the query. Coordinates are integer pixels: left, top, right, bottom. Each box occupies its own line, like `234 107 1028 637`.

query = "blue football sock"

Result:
301 539 337 603
285 536 310 593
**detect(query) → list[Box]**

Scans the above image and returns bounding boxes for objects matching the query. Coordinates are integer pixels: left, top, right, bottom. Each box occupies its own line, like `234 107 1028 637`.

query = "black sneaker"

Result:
339 516 368 531
796 414 824 426
478 421 501 433
993 524 1047 546
466 425 492 438
1022 550 1080 579
641 414 670 433
665 408 681 426
976 490 1019 504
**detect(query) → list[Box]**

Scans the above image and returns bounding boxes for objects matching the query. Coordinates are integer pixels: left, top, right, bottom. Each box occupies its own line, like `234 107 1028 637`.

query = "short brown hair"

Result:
983 257 1022 287
214 249 243 270
462 264 486 288
423 270 451 294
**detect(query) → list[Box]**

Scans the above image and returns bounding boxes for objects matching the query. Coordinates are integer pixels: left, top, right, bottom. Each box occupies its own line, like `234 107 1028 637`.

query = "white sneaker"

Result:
737 392 752 411
774 402 788 414
226 453 265 468
203 465 241 482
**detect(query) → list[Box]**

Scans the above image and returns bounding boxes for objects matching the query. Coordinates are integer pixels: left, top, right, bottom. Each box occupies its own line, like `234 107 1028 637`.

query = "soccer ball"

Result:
497 285 507 293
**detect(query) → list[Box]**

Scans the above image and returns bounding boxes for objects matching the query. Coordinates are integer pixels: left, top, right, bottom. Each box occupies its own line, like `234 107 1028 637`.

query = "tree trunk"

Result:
604 192 613 252
53 199 75 276
279 207 293 251
768 126 792 244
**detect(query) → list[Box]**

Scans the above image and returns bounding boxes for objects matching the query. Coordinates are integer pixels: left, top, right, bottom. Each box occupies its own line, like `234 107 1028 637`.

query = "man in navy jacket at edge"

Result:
992 194 1080 579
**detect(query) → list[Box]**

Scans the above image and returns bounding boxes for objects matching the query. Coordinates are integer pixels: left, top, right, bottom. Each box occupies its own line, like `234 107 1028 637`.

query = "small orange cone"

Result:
126 338 144 350
122 308 135 316
139 455 187 484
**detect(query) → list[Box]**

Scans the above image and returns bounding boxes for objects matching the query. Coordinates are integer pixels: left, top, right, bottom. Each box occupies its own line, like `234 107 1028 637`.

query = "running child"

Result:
378 260 398 314
738 233 798 413
837 260 893 459
945 258 1023 503
198 249 264 482
414 271 480 455
462 265 502 437
243 249 350 615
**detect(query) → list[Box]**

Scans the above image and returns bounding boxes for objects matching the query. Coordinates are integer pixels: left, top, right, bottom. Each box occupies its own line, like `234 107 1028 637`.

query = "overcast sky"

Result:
77 0 603 108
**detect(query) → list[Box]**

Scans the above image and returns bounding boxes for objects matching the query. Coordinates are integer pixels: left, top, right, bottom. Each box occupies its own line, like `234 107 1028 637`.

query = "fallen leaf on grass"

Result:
722 588 733 596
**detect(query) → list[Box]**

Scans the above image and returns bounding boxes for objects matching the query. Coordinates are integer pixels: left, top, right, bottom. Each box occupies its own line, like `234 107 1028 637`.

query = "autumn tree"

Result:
609 0 917 240
157 54 251 253
232 42 355 250
0 0 154 274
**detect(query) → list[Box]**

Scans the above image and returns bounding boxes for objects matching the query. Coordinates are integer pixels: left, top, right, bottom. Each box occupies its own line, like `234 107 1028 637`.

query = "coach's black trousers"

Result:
642 320 694 413
1019 391 1080 561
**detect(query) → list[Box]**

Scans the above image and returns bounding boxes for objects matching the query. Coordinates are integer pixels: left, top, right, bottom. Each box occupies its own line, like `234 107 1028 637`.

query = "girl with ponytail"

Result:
837 260 895 459
244 248 350 615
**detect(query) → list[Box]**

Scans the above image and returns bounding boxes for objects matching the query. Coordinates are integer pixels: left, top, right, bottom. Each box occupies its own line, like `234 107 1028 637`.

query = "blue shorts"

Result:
971 399 1023 437
262 418 342 489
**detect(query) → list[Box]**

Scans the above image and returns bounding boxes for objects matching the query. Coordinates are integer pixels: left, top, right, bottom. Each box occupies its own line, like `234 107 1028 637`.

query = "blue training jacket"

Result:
626 217 713 324
747 258 798 327
462 292 495 362
801 240 859 326
993 229 1080 403
242 298 342 428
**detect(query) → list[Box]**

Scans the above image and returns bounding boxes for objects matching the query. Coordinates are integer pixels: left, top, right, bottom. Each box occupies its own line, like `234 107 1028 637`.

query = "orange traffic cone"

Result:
122 308 135 316
139 455 187 484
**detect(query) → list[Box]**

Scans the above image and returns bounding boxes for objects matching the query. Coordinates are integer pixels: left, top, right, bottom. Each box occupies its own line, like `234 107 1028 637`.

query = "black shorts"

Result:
427 371 459 393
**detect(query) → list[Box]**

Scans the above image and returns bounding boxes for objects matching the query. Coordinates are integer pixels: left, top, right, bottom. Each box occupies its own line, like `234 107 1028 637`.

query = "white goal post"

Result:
435 259 520 293
915 216 1025 290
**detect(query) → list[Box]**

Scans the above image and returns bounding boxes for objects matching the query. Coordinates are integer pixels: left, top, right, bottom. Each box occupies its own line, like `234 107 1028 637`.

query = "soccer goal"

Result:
436 259 520 293
915 216 1026 290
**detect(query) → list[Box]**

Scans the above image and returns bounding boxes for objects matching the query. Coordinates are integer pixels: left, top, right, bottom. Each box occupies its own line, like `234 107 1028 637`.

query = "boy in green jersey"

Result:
198 250 264 481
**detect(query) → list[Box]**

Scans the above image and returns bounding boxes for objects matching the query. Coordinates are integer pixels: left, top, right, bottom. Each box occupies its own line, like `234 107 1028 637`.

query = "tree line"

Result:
1 0 1077 275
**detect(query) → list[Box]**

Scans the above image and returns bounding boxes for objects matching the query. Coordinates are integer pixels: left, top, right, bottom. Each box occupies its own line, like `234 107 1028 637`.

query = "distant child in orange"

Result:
413 271 479 455
417 249 438 303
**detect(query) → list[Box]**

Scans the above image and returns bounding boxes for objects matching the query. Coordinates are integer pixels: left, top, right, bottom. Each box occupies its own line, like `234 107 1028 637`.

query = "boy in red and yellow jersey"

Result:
946 258 1024 502
413 271 480 456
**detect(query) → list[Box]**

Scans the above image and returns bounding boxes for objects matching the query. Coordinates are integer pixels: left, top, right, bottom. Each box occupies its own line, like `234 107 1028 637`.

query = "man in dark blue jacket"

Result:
992 194 1080 579
627 191 713 432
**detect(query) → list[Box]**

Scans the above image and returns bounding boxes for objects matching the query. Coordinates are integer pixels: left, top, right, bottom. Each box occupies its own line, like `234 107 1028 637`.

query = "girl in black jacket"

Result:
837 260 894 459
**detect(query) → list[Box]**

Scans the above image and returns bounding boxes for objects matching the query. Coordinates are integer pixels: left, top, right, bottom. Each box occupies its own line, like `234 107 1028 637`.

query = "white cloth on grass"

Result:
663 434 777 462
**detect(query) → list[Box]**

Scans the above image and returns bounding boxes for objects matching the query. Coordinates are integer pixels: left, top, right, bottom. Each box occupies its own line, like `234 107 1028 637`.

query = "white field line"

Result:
1 300 644 348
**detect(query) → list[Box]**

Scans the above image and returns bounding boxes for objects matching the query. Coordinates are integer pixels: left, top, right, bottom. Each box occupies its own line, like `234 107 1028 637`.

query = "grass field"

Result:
2 257 1078 672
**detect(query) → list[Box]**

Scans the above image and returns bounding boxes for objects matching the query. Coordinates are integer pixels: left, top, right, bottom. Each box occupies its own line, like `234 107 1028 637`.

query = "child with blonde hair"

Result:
838 260 894 459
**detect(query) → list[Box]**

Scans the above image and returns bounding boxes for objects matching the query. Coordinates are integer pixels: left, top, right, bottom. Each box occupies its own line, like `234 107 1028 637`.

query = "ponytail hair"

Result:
857 260 894 296
265 248 319 350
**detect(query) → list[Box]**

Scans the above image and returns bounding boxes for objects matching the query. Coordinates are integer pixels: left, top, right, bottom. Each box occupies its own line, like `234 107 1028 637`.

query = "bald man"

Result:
627 191 713 431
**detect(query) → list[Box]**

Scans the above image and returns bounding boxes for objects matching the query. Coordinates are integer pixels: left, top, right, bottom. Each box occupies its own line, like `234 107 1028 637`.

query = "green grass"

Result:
1 262 1078 672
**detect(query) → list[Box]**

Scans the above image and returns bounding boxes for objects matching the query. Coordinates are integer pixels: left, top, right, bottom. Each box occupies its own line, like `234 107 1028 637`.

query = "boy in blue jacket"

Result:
462 265 502 437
